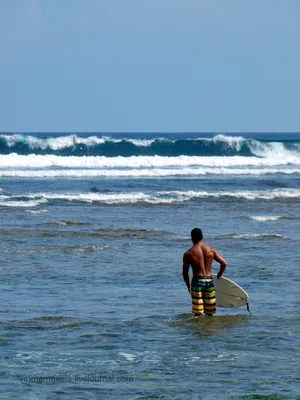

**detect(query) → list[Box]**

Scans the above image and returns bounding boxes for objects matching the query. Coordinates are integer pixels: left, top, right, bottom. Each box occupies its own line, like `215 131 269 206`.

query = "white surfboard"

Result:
212 273 248 308
189 274 249 308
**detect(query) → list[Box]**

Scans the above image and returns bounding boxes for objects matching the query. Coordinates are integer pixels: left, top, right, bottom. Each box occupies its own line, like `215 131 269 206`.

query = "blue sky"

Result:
1 0 299 132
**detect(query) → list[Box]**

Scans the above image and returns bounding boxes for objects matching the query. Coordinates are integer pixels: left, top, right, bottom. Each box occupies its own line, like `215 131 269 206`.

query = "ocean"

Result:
0 132 299 400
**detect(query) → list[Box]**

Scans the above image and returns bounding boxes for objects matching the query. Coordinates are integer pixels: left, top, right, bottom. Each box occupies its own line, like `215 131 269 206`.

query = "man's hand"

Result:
217 271 223 280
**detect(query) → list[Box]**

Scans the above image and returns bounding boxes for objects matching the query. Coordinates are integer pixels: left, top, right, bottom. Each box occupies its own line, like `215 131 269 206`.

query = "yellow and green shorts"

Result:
191 276 216 316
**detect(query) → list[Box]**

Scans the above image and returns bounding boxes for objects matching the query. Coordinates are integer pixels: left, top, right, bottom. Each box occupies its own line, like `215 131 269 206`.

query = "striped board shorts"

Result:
191 276 216 316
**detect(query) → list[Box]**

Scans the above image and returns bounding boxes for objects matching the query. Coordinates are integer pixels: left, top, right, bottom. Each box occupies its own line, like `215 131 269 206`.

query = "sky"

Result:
0 0 300 133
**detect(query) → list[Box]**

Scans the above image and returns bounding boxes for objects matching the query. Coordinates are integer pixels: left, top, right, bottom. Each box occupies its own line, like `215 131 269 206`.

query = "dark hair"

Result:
191 228 203 243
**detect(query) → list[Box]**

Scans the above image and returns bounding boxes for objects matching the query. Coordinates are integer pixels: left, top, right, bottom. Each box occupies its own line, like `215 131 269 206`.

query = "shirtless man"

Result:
182 228 227 316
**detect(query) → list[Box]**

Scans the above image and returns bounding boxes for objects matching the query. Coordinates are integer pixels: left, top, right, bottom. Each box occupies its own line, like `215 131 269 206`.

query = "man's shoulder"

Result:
201 243 215 252
184 247 193 257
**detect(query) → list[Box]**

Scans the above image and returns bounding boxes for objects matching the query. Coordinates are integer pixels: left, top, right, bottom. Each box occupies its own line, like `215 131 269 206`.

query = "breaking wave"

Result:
0 134 300 159
1 189 300 207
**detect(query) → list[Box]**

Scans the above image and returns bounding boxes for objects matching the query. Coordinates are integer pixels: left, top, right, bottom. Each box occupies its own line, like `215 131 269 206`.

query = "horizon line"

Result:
1 131 300 135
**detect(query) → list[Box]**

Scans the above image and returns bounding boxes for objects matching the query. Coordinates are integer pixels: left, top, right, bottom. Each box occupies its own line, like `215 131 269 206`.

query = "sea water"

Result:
0 132 300 399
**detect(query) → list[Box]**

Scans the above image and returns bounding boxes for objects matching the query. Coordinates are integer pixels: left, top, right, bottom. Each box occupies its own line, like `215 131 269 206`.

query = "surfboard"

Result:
189 274 249 308
212 273 248 308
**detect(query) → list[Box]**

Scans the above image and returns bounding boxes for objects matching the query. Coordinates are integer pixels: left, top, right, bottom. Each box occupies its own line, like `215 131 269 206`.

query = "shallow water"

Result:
0 132 300 399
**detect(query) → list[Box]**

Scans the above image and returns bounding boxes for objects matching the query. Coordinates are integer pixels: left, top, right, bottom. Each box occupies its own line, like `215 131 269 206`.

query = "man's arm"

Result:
182 253 191 293
213 249 227 279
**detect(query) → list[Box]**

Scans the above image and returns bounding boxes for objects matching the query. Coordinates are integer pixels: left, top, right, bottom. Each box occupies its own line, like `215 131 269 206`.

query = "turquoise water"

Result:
0 133 300 399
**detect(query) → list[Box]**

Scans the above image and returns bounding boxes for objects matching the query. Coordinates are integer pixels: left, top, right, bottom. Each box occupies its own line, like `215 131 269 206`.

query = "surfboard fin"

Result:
246 302 252 315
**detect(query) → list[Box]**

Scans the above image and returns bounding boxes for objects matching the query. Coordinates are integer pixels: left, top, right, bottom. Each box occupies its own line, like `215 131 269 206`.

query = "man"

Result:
182 228 227 316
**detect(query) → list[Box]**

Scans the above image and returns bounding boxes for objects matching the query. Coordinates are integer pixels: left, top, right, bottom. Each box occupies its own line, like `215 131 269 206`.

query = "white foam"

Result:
0 167 299 178
213 134 246 151
25 208 48 214
76 245 111 252
2 134 112 150
229 233 284 239
2 134 163 150
119 352 136 361
6 188 300 206
0 199 47 207
249 141 300 158
249 215 281 222
127 138 159 146
21 191 176 204
0 153 299 170
158 188 300 201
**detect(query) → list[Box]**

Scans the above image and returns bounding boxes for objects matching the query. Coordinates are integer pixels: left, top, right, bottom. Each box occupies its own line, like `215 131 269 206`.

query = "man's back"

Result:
184 242 215 276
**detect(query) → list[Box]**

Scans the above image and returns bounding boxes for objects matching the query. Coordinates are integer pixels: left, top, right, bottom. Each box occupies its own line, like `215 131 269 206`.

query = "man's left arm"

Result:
182 253 190 293
213 249 227 279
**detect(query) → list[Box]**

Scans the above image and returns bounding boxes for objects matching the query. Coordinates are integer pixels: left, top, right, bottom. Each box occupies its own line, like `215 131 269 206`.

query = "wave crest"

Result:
1 189 299 207
1 134 300 159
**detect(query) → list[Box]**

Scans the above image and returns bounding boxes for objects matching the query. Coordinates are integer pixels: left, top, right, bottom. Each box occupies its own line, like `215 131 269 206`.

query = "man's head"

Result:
191 228 203 244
